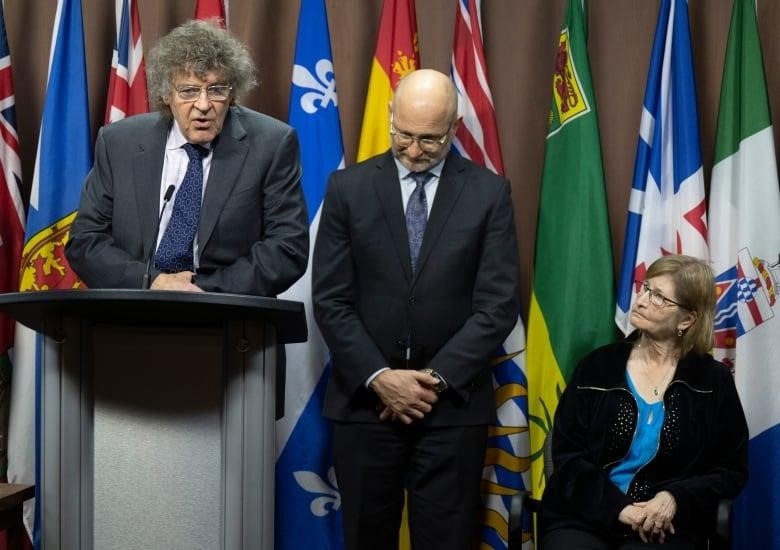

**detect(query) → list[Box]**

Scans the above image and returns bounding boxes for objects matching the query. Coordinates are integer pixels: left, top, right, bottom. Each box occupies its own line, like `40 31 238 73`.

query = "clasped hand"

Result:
618 490 677 543
370 369 440 424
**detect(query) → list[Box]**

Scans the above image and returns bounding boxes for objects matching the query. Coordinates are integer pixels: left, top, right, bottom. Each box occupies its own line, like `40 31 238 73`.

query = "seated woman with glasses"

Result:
541 254 748 550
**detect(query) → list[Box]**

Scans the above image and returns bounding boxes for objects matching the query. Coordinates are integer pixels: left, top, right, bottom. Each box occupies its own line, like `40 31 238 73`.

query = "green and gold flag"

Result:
526 0 615 497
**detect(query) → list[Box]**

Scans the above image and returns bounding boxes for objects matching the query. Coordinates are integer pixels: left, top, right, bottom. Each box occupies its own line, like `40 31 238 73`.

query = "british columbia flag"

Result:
450 2 529 548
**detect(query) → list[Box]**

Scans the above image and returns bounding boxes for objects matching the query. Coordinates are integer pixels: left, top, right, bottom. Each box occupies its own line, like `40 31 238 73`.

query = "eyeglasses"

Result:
389 114 452 152
636 281 689 309
175 84 232 102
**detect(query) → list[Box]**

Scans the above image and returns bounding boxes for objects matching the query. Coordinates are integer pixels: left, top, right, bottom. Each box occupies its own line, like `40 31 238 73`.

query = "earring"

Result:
677 329 683 337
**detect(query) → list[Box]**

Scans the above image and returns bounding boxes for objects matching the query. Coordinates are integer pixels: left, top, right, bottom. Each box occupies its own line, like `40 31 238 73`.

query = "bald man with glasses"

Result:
313 69 520 550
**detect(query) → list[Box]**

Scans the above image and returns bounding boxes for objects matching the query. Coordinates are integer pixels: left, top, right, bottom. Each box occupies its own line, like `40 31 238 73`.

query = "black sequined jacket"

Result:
540 340 749 542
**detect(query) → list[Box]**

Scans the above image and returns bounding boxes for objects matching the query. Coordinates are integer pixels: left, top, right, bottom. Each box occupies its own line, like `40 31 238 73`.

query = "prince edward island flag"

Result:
276 0 345 547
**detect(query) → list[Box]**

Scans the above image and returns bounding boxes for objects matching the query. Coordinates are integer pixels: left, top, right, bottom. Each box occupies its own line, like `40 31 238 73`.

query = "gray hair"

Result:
146 19 257 117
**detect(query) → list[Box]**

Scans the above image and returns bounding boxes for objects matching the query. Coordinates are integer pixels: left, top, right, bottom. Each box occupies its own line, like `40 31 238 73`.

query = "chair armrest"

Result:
508 491 543 550
715 498 732 542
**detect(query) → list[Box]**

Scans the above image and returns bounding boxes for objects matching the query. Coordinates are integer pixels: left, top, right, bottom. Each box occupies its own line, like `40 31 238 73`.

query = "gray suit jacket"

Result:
66 106 309 296
313 151 519 426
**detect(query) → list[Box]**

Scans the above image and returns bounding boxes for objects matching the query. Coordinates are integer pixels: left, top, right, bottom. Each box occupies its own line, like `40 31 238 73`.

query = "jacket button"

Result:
408 296 416 304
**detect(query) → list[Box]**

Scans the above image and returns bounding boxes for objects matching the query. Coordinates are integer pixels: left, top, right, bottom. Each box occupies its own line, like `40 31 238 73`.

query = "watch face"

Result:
423 368 446 393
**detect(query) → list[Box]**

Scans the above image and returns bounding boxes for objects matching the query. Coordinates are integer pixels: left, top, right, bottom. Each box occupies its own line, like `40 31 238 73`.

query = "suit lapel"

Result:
413 153 467 280
372 153 414 282
198 107 248 249
134 116 170 259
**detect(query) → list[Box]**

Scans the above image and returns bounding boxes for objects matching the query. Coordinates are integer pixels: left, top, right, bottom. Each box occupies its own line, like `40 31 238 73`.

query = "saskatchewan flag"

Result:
526 0 615 496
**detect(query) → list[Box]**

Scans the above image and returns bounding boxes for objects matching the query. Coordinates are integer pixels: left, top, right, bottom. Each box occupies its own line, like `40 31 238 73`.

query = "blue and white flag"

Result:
276 0 345 547
8 0 92 546
615 0 708 335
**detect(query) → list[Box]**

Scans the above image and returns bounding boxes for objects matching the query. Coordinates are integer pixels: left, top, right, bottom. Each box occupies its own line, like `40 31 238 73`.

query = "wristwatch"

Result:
421 368 448 394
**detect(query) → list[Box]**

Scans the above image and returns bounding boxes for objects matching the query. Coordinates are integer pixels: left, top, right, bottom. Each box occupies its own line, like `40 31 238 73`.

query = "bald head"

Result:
392 69 458 122
389 70 460 171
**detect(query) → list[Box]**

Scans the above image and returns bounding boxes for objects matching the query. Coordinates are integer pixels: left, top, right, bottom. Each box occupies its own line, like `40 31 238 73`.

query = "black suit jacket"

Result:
66 106 309 296
312 151 519 426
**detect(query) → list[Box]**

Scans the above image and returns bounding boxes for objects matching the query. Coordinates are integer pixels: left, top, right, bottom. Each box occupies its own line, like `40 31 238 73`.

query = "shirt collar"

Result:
394 157 445 182
166 122 212 152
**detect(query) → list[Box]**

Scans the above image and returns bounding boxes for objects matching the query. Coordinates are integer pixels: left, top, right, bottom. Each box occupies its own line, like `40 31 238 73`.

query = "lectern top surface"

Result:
0 289 307 343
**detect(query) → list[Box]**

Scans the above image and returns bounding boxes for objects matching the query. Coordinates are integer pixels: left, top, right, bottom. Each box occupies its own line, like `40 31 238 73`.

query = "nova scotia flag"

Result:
275 0 345 547
615 0 708 335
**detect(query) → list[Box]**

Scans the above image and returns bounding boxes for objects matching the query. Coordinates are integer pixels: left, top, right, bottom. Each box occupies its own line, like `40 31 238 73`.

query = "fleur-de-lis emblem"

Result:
292 59 338 114
293 466 341 516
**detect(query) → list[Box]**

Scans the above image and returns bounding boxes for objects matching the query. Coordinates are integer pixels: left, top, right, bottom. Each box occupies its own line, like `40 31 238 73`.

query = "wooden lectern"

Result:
0 289 306 550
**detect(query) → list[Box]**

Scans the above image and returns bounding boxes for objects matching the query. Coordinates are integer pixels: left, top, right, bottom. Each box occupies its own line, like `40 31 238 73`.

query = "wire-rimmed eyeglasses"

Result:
389 114 452 152
175 84 233 102
635 280 689 310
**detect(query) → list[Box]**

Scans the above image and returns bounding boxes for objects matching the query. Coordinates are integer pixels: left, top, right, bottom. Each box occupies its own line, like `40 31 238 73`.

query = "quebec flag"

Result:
275 0 345 547
615 0 708 335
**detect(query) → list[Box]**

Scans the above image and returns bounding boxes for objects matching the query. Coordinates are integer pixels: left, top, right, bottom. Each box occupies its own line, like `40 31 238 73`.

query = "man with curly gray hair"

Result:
66 19 308 297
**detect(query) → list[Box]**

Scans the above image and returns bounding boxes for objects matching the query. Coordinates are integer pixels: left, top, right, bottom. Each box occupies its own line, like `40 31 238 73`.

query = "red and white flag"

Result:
451 0 504 175
195 0 227 27
451 2 528 548
0 0 24 491
105 0 148 123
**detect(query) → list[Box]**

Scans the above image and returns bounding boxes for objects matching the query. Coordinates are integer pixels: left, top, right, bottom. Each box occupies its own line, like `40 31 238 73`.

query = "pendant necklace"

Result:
634 339 675 397
641 360 673 397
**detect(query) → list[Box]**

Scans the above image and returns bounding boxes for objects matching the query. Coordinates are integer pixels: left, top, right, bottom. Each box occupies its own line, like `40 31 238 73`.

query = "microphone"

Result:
142 184 176 289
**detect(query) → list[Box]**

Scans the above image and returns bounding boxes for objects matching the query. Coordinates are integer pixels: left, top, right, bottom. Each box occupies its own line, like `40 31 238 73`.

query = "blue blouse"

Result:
609 371 665 494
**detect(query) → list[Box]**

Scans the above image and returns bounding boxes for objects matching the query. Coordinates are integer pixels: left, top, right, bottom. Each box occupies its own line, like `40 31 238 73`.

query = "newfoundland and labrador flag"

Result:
708 0 780 546
450 1 530 548
8 0 92 545
276 0 345 548
615 0 708 335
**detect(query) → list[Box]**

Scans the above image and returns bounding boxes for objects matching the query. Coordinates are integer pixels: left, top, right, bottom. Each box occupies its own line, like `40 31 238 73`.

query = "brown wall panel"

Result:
5 0 779 318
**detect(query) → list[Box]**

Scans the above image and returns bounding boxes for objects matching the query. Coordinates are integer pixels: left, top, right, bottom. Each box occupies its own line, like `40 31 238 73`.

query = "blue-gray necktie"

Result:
406 171 432 273
154 143 208 273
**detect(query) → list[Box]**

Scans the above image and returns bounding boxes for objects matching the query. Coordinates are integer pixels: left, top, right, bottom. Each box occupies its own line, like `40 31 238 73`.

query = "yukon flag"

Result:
276 0 345 548
8 0 92 545
194 0 227 27
450 1 529 548
356 0 419 161
0 0 24 483
708 0 780 547
105 0 148 123
615 0 709 335
526 0 615 508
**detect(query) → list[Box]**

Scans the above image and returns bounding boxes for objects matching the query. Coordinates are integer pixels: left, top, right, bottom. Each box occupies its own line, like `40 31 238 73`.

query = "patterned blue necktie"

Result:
154 143 208 273
406 171 432 273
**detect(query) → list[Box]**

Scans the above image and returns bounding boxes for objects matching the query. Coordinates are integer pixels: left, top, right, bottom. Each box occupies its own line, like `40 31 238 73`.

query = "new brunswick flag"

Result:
526 0 615 499
356 0 419 161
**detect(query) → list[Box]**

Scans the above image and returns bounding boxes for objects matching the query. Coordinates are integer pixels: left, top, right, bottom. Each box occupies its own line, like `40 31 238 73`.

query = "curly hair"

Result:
146 18 257 117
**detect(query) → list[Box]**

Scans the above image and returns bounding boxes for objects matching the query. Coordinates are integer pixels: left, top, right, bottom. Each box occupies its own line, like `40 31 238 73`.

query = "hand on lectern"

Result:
150 271 204 292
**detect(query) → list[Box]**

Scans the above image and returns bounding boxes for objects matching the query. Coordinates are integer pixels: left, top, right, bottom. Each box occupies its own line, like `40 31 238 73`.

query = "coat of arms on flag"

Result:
714 248 779 367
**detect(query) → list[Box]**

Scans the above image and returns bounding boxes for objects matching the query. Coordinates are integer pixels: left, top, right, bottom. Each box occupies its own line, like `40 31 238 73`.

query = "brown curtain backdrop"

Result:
5 0 780 317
